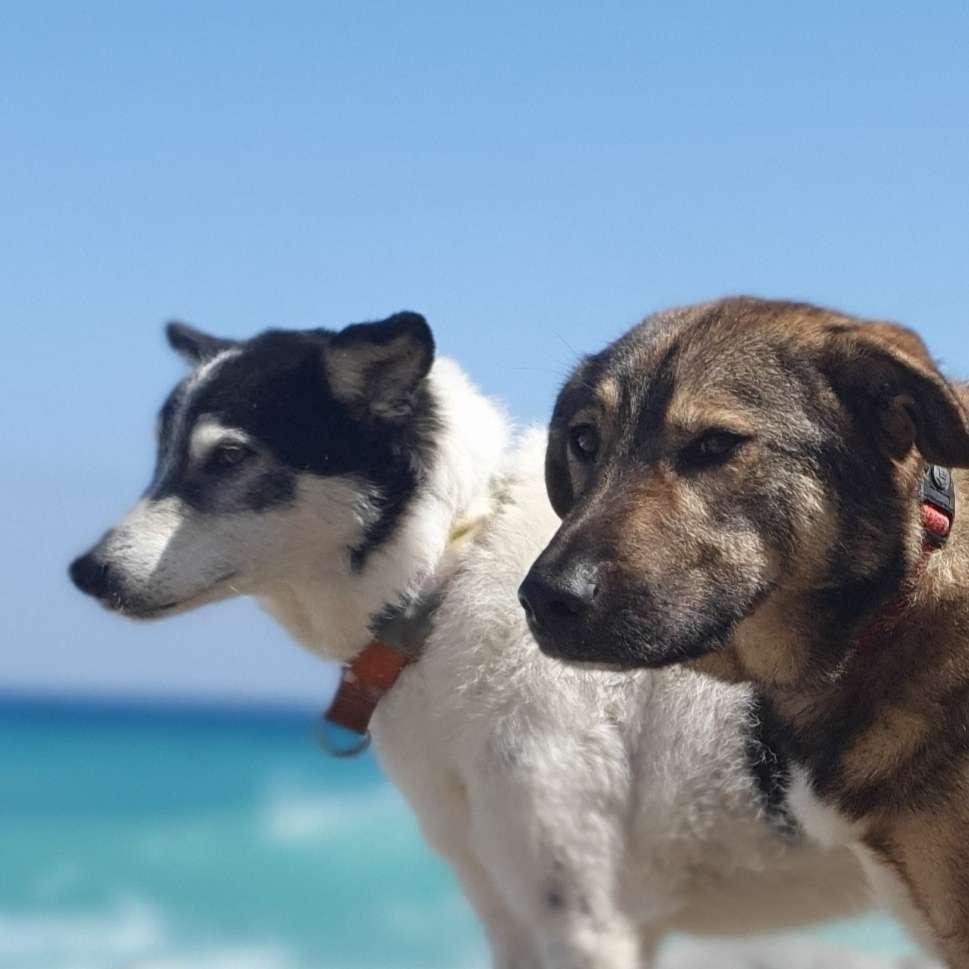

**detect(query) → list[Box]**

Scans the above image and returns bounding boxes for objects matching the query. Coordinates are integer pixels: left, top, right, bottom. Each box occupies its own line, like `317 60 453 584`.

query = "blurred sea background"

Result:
0 695 481 969
0 694 918 969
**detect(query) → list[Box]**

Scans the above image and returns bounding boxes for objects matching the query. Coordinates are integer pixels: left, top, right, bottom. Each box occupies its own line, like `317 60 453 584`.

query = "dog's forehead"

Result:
586 298 834 425
162 331 331 438
557 307 698 426
196 333 326 420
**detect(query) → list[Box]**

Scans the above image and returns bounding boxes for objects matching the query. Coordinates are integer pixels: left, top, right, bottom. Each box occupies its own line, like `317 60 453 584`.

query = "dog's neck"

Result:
700 464 968 722
704 385 969 700
694 467 969 823
258 358 508 663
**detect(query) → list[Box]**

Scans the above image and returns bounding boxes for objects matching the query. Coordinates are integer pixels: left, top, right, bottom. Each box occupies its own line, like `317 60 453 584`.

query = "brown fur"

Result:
524 297 969 965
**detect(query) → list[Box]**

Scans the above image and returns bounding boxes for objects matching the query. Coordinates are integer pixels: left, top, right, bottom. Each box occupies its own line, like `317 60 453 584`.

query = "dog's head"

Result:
69 312 436 621
520 296 969 671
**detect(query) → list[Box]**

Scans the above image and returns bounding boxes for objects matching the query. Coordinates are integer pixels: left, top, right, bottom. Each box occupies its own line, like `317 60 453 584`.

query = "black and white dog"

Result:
70 313 870 969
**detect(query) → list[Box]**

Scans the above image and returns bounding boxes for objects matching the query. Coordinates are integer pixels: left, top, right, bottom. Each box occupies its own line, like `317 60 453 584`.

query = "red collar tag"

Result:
921 502 952 544
921 464 955 546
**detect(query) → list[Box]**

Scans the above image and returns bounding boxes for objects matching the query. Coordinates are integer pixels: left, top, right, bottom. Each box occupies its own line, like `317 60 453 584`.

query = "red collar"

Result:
322 582 449 751
321 641 409 754
855 466 955 650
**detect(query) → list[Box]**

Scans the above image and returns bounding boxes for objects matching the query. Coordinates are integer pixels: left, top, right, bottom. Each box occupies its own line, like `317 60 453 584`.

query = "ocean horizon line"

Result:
0 687 325 727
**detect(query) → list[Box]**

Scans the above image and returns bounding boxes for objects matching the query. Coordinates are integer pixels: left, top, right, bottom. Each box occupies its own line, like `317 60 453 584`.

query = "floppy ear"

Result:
822 321 969 468
324 312 434 421
545 427 575 518
166 321 237 365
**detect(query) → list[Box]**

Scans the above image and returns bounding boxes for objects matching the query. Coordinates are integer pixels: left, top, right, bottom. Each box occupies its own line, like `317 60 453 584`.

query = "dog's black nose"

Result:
69 552 110 598
518 562 601 633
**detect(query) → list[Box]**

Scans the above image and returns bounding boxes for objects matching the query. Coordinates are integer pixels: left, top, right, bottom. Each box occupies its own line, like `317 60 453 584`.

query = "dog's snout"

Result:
69 551 111 599
519 561 601 638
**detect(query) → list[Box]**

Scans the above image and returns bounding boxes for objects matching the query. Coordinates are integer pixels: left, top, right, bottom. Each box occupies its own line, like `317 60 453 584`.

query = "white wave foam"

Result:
126 945 299 969
260 781 408 844
0 898 304 969
660 937 933 969
383 891 475 940
0 897 165 967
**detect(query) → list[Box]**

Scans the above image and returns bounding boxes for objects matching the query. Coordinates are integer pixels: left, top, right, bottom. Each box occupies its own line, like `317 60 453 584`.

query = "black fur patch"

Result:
245 469 297 511
150 321 439 569
746 694 797 833
545 887 566 911
632 342 680 457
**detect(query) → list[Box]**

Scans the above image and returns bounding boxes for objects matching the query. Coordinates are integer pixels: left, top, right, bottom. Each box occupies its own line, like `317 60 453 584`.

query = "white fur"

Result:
102 358 871 967
788 766 862 850
789 767 939 961
188 419 252 462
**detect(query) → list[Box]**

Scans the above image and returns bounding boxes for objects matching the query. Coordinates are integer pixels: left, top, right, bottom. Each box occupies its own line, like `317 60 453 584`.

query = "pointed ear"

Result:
821 321 969 467
165 321 237 365
324 312 435 421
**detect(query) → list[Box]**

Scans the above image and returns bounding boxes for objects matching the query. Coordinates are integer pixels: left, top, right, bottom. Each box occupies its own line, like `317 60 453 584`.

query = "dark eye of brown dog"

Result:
569 423 600 464
679 429 749 471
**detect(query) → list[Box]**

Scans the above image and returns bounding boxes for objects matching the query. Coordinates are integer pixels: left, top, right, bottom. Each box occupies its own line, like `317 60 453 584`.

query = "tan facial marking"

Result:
733 597 815 689
665 382 752 437
594 377 620 414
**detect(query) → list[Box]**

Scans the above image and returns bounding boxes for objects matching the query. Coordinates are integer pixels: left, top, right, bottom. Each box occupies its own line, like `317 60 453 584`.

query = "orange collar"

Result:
322 641 410 752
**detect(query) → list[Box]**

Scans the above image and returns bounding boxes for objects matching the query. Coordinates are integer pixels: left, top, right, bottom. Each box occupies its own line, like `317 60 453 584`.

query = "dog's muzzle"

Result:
518 558 601 657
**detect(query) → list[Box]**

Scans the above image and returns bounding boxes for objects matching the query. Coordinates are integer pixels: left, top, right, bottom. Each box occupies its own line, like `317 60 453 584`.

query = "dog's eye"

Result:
569 423 600 464
680 430 749 469
212 444 253 468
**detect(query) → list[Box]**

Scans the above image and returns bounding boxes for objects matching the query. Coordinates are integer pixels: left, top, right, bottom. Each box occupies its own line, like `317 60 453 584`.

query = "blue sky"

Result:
2 2 967 702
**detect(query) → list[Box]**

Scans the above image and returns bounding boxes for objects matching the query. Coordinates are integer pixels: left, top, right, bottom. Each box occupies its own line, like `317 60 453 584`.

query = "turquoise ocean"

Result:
0 695 918 969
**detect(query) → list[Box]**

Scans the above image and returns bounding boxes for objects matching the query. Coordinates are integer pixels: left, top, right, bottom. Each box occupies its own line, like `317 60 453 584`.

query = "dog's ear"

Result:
545 427 575 518
166 322 237 365
324 312 435 421
821 321 969 467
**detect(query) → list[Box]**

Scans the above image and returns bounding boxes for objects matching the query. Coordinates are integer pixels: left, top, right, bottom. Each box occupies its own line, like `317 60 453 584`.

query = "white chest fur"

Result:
788 765 939 956
787 765 860 848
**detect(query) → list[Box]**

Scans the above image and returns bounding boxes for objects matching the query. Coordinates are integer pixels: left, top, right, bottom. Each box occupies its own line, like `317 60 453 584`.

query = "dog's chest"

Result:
788 765 938 952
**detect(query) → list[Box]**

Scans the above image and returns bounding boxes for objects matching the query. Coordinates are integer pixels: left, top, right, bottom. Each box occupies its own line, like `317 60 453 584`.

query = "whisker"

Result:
554 331 581 358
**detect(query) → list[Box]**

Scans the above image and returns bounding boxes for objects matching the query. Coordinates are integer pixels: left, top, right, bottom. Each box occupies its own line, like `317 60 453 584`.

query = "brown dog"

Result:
519 296 969 965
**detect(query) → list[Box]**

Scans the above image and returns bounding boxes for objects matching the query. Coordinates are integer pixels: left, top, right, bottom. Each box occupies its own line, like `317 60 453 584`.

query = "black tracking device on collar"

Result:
921 464 956 523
